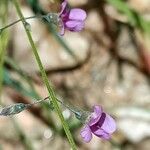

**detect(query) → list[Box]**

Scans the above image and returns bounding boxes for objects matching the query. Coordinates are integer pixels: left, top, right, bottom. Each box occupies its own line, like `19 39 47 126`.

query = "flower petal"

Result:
69 8 87 21
59 0 67 16
101 114 116 134
65 20 84 31
93 128 111 140
88 105 103 126
80 125 92 143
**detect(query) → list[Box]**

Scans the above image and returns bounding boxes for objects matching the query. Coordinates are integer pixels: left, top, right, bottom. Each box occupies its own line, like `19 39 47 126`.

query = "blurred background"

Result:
0 0 150 149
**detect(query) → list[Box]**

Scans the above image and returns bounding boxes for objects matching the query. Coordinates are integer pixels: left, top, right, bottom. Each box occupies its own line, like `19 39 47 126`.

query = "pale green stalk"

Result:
0 15 44 32
0 33 7 94
0 0 9 96
12 0 77 149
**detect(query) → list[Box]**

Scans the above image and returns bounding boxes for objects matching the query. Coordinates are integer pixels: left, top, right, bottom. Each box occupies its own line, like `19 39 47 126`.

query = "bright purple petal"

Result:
88 105 103 126
59 0 67 16
65 20 84 31
58 1 87 35
93 128 111 140
69 8 87 21
80 125 92 143
101 114 116 134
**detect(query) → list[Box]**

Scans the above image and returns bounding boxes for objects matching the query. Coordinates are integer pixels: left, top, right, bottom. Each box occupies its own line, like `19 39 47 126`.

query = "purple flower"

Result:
58 0 87 35
80 105 116 143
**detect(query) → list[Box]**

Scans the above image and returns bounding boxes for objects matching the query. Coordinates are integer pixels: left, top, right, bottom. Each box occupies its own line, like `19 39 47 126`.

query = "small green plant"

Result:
0 0 117 149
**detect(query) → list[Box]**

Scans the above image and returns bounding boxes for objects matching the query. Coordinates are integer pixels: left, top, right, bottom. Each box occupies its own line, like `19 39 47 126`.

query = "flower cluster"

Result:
80 105 116 142
58 0 87 35
0 0 87 36
0 0 116 144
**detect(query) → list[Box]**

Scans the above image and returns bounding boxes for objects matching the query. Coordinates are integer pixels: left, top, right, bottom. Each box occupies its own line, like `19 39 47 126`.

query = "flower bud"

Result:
0 103 29 116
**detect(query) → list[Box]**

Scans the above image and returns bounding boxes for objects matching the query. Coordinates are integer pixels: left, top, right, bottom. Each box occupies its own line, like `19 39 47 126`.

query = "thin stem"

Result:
28 96 50 107
0 36 6 94
56 98 82 116
27 96 79 115
0 15 45 32
0 1 9 96
12 0 77 149
38 96 81 115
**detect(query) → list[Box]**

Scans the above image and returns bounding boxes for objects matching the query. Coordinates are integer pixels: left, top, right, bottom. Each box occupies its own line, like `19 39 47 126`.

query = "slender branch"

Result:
0 3 9 95
6 87 82 125
12 0 77 149
0 15 44 32
7 88 57 129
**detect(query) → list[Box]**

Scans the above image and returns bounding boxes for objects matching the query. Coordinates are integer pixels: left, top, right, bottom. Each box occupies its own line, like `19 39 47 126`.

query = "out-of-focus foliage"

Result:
107 0 150 34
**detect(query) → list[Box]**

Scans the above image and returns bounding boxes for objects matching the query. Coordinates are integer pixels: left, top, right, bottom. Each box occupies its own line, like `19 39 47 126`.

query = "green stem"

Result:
0 15 44 32
39 96 82 116
12 0 77 149
0 1 9 96
0 38 6 94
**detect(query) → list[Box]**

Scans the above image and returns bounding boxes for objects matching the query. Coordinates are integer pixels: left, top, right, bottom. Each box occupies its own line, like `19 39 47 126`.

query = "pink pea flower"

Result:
80 105 116 143
58 0 87 35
